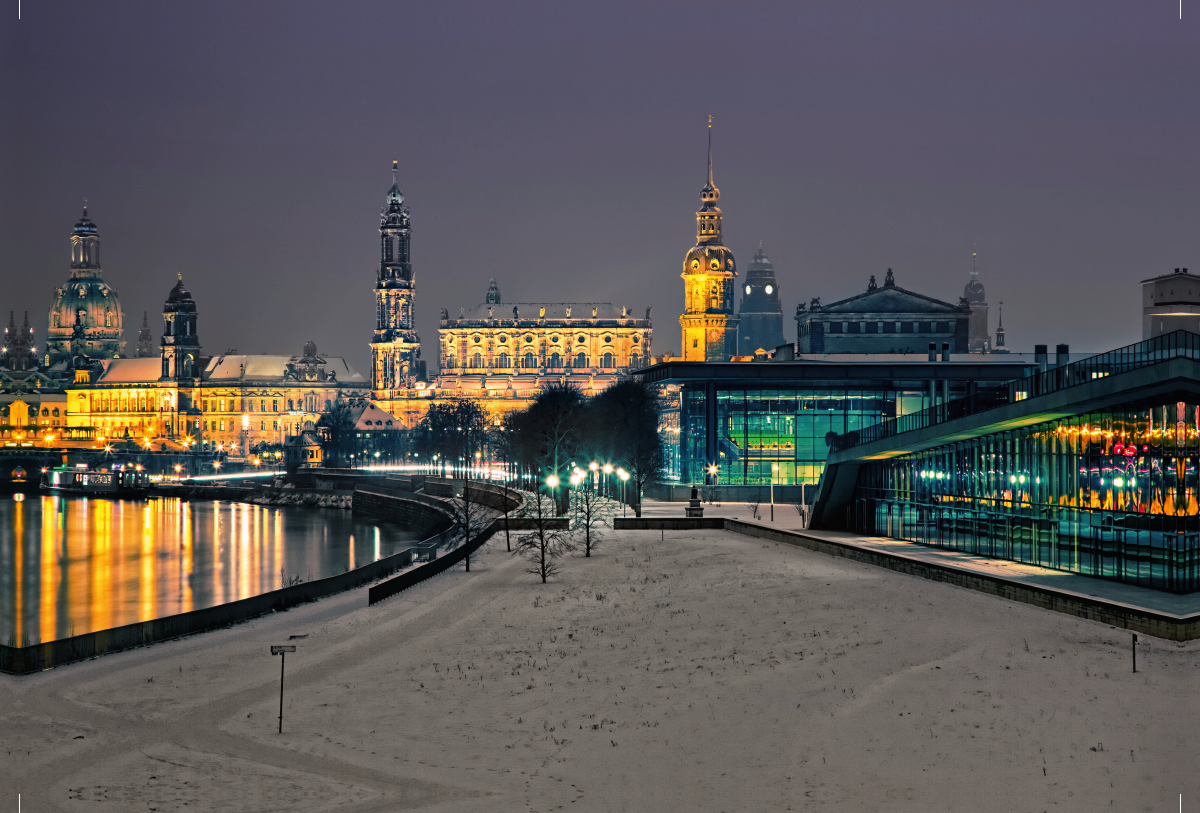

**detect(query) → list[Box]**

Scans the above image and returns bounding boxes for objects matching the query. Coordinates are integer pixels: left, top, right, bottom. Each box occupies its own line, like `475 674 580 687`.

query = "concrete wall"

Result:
646 482 816 503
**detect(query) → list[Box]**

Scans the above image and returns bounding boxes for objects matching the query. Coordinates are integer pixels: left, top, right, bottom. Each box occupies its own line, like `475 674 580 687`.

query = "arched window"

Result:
602 352 614 368
549 353 562 368
575 352 587 368
629 353 639 369
445 355 457 368
496 353 510 368
470 353 483 368
523 352 535 368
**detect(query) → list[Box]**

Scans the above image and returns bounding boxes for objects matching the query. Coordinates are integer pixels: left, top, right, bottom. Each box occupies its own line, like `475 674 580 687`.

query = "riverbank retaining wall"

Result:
0 481 505 675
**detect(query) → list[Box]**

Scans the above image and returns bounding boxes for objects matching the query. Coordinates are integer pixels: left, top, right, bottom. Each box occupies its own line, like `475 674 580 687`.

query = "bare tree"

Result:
516 490 574 583
747 499 761 521
449 476 492 572
570 475 613 557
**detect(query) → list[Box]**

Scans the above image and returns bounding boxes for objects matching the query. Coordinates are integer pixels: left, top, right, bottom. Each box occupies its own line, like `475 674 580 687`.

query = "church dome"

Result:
683 244 736 276
166 275 197 310
46 205 125 364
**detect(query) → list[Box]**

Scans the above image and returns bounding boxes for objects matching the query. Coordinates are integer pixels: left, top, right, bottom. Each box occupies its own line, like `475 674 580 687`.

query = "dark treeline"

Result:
501 379 664 516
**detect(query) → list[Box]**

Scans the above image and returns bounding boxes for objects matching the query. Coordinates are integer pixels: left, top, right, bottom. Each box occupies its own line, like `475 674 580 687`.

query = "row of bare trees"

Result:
501 379 665 517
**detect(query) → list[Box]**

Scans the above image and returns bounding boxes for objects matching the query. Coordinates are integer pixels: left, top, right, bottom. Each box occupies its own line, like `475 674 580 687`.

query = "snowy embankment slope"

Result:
2 524 1194 811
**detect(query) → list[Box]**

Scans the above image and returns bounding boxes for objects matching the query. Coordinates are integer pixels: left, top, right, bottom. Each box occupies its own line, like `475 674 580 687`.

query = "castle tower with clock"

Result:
679 124 739 362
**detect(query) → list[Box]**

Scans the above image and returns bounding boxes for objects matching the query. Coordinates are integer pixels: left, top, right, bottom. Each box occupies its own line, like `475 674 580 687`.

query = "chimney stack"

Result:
1055 344 1069 367
928 342 937 362
940 342 950 362
1035 344 1048 372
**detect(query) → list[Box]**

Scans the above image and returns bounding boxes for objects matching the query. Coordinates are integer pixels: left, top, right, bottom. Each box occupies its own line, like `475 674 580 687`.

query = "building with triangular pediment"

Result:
795 269 971 355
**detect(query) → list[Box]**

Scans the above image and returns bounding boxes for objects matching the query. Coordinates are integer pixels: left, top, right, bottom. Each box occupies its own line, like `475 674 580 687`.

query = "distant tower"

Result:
370 161 423 395
45 205 126 365
486 277 502 305
161 275 200 380
680 120 739 362
995 301 1006 349
963 253 989 352
1141 267 1200 339
738 243 785 355
2 311 38 371
136 311 155 357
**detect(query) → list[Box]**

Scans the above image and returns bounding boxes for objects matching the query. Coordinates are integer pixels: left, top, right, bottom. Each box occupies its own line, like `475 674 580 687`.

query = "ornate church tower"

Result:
680 123 738 362
160 275 200 381
370 161 422 396
45 206 126 365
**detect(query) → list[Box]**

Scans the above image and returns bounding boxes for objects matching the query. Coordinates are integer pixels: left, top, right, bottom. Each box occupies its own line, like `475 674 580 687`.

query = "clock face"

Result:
765 285 774 295
745 285 752 295
708 329 720 341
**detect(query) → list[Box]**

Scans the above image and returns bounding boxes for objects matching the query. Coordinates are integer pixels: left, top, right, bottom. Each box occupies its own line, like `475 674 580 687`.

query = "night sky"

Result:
3 1 1198 374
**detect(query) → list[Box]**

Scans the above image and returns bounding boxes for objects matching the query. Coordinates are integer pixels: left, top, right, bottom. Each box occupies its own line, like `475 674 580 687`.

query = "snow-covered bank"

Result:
3 525 1195 811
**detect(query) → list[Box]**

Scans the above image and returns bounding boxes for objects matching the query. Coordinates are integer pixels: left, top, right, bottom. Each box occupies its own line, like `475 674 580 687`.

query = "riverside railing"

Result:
834 330 1200 452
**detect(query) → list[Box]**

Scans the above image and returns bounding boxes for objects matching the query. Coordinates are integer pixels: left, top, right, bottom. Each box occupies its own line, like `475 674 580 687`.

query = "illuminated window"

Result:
602 352 614 368
575 352 587 368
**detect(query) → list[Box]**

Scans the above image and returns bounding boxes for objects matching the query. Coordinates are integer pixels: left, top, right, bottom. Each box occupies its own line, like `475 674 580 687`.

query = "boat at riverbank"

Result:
42 464 151 496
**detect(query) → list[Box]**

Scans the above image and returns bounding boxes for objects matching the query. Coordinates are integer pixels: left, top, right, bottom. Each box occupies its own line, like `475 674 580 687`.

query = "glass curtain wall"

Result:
853 399 1200 592
680 387 911 486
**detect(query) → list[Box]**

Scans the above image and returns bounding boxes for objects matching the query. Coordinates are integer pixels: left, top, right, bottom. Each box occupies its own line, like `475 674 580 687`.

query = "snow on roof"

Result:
93 358 164 384
202 354 366 383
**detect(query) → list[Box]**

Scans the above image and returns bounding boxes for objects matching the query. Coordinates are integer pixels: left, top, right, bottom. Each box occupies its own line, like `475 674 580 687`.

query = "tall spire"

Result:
971 252 979 281
699 116 719 210
700 113 710 188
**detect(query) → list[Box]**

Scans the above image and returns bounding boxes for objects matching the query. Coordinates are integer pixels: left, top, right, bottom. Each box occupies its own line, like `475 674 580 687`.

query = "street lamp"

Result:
602 462 613 498
771 463 778 521
618 468 629 517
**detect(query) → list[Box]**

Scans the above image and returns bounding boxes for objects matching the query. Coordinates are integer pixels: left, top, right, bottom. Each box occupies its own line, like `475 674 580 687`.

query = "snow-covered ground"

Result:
3 522 1195 811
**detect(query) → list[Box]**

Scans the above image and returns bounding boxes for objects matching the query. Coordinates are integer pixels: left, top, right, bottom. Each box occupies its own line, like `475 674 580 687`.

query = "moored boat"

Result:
42 464 150 496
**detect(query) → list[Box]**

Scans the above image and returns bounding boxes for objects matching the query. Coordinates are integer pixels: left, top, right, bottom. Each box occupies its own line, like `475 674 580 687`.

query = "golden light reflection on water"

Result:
0 495 420 646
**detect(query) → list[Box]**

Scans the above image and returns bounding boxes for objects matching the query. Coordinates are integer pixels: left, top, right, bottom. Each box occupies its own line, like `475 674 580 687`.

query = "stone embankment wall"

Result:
0 479 518 675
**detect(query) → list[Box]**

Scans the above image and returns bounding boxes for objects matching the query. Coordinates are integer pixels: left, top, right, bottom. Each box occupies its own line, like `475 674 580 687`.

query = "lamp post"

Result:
602 463 613 498
618 468 629 517
771 463 778 521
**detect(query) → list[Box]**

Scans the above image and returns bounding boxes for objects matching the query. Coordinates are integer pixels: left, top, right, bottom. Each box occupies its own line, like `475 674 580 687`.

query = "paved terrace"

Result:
638 499 1200 635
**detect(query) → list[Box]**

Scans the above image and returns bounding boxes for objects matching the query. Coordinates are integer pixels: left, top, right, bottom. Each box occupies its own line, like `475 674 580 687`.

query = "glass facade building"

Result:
641 358 1036 488
852 400 1200 592
815 332 1200 593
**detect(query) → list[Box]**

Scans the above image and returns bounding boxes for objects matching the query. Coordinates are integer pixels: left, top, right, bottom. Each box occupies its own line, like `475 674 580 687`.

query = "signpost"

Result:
271 645 296 733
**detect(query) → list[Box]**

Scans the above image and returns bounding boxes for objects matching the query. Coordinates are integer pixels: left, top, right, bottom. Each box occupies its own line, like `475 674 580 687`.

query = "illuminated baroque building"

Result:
65 278 367 451
45 207 126 366
370 161 425 398
738 245 785 355
680 124 739 362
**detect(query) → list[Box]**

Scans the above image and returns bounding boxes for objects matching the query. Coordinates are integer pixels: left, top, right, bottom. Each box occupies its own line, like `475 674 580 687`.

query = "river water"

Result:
0 494 421 647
